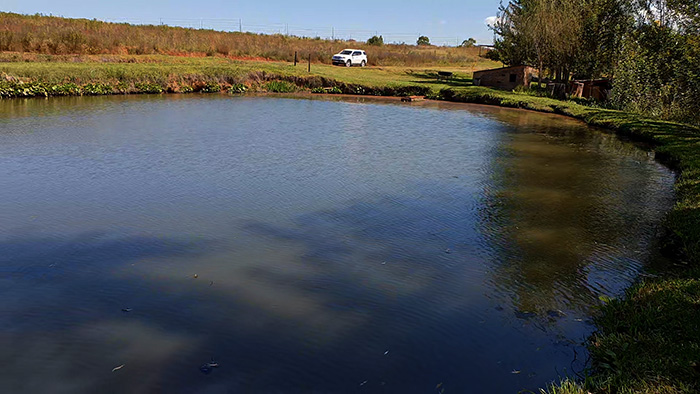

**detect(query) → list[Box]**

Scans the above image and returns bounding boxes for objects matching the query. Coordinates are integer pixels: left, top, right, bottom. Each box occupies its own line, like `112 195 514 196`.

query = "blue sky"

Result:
2 0 501 45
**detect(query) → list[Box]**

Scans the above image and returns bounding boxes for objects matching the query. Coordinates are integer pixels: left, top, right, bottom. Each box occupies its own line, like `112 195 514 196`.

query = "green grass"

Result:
0 54 472 97
2 53 700 394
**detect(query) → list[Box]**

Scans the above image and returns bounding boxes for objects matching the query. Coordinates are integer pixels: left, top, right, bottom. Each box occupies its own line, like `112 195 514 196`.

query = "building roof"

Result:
474 65 534 75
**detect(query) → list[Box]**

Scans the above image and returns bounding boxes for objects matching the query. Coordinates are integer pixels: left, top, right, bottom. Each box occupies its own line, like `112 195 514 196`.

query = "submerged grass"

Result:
2 53 700 394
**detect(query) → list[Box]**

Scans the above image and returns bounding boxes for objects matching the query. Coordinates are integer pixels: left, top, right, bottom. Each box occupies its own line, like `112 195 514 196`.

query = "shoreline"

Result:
2 69 699 393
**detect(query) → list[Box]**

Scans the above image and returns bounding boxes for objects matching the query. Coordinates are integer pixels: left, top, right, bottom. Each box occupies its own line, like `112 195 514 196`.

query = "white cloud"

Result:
485 16 500 27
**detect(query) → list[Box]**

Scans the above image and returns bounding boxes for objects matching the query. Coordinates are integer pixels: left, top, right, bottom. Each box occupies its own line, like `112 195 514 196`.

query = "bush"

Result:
82 83 113 95
201 82 221 93
228 83 247 94
417 36 430 46
311 86 342 94
367 35 384 46
134 82 164 94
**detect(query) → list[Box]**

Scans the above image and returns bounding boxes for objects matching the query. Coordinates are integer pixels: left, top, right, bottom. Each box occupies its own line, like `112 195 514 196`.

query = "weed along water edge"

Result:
0 95 675 393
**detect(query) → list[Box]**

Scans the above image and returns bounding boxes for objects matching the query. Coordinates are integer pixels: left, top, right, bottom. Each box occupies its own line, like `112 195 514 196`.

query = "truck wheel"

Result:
346 60 352 67
361 60 366 67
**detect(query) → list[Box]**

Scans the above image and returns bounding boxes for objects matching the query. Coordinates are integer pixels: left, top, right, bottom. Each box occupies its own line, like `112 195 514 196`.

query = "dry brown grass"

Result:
0 12 486 66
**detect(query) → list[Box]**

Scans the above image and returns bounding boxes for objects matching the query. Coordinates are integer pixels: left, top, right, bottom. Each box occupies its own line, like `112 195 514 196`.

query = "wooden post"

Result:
308 54 311 73
294 51 297 66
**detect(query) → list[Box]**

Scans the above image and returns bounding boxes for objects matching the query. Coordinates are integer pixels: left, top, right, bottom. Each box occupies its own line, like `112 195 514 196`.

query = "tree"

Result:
492 0 629 81
367 35 384 46
490 0 700 125
416 35 430 46
460 38 477 47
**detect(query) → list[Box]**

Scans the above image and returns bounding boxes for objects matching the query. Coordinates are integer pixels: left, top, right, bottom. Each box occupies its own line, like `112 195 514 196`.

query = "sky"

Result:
2 0 501 46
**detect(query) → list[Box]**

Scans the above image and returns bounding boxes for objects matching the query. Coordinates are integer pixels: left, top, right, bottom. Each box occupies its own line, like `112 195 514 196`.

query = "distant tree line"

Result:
491 0 700 124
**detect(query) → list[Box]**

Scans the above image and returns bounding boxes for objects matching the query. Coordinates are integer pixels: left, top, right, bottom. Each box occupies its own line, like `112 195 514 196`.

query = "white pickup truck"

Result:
332 49 367 67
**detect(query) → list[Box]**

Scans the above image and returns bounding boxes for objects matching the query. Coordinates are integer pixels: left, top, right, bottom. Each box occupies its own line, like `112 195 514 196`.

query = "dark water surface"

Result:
0 95 674 393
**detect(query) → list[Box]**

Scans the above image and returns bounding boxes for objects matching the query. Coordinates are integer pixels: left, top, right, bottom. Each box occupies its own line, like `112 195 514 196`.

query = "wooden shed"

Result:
568 79 612 101
473 65 536 90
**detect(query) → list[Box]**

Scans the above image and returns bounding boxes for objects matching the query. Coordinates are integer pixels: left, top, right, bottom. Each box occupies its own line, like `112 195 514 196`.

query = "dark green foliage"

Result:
81 83 113 95
311 86 342 94
134 82 164 94
228 83 247 94
0 81 84 97
460 38 476 47
416 36 430 46
201 82 221 93
492 0 700 125
367 35 384 46
611 24 700 125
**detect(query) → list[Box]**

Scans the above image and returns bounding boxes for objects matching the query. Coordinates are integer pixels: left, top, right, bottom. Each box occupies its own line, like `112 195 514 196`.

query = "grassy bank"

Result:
1 54 699 393
0 53 486 97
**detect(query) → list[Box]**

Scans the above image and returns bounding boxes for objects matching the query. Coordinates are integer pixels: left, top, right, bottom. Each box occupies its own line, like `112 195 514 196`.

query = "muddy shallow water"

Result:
0 95 674 393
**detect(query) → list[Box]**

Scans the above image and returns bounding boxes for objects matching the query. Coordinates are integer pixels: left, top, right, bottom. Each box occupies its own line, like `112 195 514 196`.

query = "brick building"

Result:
473 65 536 90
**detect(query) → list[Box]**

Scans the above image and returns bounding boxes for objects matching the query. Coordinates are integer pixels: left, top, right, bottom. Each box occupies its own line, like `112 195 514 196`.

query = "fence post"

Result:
294 51 297 66
308 54 311 72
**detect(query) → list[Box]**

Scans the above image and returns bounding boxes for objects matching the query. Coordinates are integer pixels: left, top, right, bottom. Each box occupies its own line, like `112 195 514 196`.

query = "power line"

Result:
100 17 480 46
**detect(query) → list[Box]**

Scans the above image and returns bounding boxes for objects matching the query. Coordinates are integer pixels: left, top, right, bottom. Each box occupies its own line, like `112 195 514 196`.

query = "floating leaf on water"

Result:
112 364 124 372
511 369 521 374
360 380 368 386
121 308 132 312
384 350 389 355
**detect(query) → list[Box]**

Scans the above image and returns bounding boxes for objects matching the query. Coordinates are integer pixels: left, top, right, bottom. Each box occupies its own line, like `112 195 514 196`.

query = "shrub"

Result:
367 35 384 46
311 86 342 94
134 82 164 94
201 82 221 93
82 83 113 95
228 83 247 94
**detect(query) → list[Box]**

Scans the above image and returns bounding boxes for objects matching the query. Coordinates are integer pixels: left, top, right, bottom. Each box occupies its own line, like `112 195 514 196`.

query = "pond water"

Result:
0 95 674 393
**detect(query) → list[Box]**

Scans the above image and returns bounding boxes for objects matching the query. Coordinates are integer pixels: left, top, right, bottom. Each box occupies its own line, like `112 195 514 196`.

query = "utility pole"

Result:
332 27 334 40
239 18 242 33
